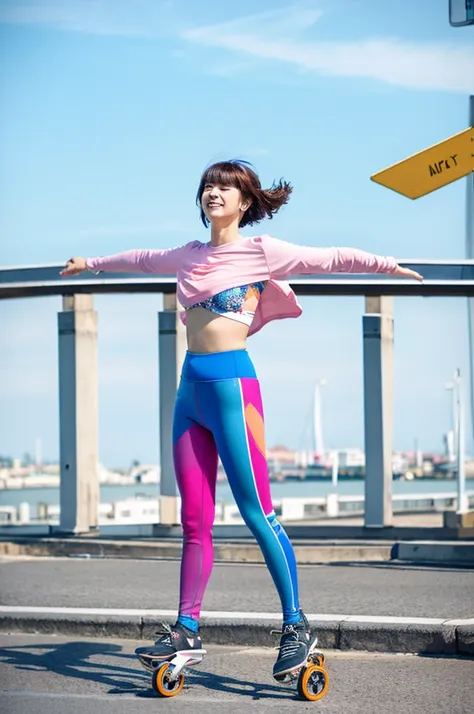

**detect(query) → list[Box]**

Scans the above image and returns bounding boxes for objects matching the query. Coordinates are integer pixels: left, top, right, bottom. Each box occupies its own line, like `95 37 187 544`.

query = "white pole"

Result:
453 378 459 462
445 378 458 465
455 369 468 514
331 450 339 488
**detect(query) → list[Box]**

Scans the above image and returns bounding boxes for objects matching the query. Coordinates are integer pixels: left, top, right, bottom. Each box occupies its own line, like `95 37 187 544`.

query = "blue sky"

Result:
0 0 473 467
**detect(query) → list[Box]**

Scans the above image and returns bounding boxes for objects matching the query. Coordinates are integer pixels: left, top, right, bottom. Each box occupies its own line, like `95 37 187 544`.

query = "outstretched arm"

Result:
61 243 193 277
260 236 422 281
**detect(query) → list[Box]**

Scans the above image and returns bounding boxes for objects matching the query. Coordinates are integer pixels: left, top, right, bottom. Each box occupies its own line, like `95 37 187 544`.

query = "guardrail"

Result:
1 258 473 534
1 259 474 298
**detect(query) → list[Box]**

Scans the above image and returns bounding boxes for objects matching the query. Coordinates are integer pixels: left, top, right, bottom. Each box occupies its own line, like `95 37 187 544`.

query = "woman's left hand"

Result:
392 265 423 281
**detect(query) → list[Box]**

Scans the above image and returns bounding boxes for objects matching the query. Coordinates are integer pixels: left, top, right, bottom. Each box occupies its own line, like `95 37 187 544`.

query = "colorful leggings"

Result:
172 349 300 625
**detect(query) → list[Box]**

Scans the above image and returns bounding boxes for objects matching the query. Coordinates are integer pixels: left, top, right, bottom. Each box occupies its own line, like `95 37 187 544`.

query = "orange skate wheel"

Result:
152 662 185 697
297 664 329 701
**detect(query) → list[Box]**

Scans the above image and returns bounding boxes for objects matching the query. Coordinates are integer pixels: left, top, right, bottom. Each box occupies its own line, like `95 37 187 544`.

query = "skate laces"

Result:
154 622 180 646
271 624 307 659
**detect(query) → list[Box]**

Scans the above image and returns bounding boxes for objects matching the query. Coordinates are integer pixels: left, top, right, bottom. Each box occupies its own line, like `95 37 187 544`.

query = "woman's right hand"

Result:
392 264 423 281
60 257 87 276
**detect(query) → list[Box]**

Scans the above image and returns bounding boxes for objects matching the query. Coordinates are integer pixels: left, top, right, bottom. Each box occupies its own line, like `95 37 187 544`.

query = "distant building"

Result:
267 445 297 464
337 448 365 468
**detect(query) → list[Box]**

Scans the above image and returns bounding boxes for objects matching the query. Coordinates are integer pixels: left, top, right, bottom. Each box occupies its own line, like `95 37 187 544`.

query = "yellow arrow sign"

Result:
371 127 474 199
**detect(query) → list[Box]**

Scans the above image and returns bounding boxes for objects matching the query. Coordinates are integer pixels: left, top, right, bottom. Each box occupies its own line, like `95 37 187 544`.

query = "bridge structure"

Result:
1 259 473 535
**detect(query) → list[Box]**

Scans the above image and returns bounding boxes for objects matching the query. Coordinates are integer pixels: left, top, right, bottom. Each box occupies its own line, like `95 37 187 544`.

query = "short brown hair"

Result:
196 159 292 228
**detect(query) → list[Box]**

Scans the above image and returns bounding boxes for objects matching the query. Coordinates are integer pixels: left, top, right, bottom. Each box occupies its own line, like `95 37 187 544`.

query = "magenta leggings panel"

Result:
173 422 218 619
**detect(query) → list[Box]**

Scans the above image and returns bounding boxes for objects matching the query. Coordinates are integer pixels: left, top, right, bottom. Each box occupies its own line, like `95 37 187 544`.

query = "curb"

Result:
0 538 394 563
2 537 474 565
0 608 473 656
393 541 474 564
3 537 474 565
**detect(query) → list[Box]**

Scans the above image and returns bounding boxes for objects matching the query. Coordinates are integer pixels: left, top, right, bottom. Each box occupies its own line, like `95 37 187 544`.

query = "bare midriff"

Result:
185 307 249 354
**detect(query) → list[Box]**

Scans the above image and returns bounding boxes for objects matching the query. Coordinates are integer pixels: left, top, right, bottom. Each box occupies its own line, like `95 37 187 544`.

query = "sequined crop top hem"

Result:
185 281 266 327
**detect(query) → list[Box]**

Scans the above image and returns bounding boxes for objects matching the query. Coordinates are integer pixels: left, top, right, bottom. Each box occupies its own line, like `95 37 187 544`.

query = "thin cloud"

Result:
0 0 175 37
184 5 324 38
183 6 474 94
4 2 470 93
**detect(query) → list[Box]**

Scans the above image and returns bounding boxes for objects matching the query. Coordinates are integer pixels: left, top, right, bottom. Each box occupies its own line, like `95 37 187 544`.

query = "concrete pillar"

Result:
57 294 99 533
158 294 187 524
363 296 394 527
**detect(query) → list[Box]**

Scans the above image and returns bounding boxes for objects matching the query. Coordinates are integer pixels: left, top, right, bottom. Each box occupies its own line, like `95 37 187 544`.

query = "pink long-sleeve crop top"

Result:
86 234 398 336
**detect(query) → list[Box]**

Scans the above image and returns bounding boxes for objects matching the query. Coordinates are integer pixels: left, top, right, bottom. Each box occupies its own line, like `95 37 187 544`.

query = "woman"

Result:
61 160 422 680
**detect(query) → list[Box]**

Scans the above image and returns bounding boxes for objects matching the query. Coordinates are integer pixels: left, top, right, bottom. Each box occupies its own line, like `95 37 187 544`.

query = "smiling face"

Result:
196 161 258 228
201 182 251 226
196 160 293 230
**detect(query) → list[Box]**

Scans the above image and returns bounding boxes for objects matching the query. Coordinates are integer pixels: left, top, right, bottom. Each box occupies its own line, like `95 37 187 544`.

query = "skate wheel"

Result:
152 662 185 697
297 664 329 701
312 652 326 668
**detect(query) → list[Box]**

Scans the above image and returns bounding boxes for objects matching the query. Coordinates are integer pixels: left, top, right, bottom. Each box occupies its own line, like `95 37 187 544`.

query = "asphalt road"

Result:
0 557 473 619
0 633 472 714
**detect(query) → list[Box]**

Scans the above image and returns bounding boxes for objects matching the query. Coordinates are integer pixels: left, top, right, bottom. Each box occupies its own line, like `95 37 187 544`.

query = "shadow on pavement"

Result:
0 640 153 697
181 667 293 701
0 641 296 700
